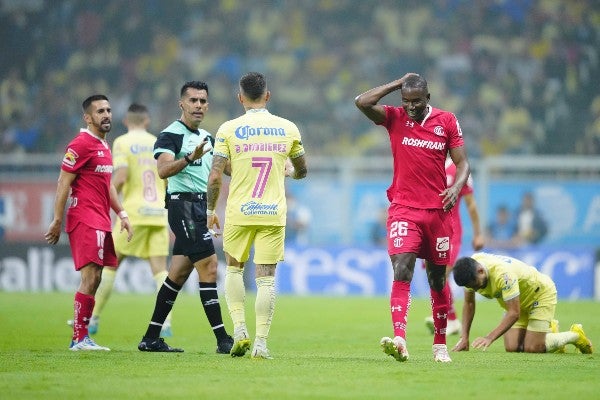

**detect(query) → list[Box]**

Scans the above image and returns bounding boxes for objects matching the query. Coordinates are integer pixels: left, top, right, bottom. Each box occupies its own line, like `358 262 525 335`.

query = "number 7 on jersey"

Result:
251 157 272 198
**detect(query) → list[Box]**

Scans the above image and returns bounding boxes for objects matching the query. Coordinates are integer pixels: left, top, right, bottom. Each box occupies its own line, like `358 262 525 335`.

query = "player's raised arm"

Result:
354 73 419 124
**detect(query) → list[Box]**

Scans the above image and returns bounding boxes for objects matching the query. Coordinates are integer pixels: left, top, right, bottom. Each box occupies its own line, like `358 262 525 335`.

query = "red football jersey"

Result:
61 129 113 232
380 105 464 209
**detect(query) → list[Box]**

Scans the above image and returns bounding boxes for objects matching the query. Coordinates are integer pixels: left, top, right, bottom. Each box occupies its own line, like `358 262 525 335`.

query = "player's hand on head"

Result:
400 72 419 82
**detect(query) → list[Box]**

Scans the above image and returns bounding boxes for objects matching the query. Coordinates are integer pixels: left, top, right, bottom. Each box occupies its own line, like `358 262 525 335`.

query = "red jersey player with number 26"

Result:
355 73 471 363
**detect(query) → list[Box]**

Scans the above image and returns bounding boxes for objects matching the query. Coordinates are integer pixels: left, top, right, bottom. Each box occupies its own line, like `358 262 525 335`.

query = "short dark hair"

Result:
239 72 267 101
126 103 149 125
453 257 478 287
401 75 428 92
180 81 209 98
127 103 148 114
82 94 109 112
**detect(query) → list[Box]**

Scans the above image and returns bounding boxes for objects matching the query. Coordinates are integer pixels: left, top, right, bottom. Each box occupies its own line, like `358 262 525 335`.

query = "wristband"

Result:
184 155 193 164
206 209 215 216
118 210 129 219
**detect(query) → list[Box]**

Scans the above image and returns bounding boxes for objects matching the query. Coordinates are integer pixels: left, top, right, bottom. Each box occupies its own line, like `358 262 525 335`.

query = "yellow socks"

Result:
225 266 246 333
153 270 168 292
92 267 117 318
545 331 578 353
255 276 275 341
224 267 275 343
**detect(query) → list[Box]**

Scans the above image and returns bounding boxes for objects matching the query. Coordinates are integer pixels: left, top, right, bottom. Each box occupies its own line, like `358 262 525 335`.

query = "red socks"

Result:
390 281 411 339
73 291 95 342
430 284 450 345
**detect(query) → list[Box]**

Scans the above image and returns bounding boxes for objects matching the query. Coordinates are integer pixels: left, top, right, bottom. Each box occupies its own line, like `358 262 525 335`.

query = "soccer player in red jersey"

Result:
425 159 485 336
45 94 133 351
355 73 471 362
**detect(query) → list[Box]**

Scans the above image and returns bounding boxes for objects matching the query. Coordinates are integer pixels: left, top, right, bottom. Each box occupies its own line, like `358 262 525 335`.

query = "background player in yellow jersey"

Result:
89 103 172 336
452 253 593 354
206 72 308 359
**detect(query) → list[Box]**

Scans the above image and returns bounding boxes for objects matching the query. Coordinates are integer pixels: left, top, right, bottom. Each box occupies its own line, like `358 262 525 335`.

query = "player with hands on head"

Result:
45 94 133 351
452 253 593 354
355 72 470 363
137 81 233 354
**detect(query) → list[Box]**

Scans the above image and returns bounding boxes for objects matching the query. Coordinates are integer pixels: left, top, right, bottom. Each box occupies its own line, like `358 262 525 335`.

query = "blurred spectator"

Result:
1 0 598 157
285 191 312 246
486 204 518 249
0 67 27 122
576 95 600 155
513 192 548 246
2 111 42 153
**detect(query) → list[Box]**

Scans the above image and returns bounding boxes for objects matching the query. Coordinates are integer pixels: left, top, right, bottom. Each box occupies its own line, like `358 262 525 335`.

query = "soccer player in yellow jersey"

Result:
207 72 308 359
89 103 172 336
452 253 593 354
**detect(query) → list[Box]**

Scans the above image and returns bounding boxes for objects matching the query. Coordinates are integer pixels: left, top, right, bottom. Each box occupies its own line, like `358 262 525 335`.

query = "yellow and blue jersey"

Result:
214 109 305 226
469 252 555 311
112 129 167 226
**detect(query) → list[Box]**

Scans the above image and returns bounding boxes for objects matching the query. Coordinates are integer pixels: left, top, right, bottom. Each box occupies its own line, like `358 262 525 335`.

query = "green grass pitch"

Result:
0 291 598 399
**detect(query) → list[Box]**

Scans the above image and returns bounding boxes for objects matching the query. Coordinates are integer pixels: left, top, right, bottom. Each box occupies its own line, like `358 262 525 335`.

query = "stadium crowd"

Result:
0 0 599 157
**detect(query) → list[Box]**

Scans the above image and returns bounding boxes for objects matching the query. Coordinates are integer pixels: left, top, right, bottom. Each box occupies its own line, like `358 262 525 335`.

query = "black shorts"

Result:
167 194 215 263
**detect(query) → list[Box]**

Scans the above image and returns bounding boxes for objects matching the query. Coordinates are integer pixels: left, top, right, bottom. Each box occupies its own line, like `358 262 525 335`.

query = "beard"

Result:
94 119 112 134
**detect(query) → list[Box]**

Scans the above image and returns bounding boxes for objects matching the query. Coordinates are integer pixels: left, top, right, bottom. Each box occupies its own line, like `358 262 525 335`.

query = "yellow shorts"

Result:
512 284 557 333
223 225 284 264
112 224 169 259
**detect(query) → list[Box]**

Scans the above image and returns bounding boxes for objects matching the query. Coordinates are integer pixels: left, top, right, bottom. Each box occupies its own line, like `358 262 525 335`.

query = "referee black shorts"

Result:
167 193 215 263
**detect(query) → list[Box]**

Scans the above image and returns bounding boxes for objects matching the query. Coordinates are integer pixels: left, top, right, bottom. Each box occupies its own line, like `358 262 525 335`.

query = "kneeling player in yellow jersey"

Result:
452 253 593 354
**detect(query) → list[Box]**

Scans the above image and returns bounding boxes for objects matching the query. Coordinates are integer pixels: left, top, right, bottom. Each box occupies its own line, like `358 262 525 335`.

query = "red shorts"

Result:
68 223 117 270
386 204 454 265
448 236 461 267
